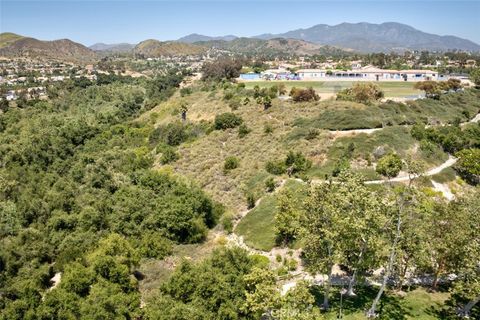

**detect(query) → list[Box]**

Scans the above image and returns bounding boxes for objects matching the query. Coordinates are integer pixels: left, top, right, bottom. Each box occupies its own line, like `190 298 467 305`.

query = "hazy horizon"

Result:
1 1 480 46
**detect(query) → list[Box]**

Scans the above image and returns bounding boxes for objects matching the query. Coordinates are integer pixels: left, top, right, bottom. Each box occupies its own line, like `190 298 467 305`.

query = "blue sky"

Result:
1 1 479 46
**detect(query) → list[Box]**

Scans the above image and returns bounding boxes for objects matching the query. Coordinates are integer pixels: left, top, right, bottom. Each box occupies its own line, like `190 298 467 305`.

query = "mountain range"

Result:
177 33 238 43
1 22 479 63
89 43 135 53
178 22 480 53
253 22 480 52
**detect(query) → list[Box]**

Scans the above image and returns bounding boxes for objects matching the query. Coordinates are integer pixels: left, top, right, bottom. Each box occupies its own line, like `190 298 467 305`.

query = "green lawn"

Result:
243 81 421 98
317 287 449 320
235 179 307 251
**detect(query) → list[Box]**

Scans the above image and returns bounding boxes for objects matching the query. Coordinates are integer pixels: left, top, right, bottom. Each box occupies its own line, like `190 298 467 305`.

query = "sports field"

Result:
242 80 422 98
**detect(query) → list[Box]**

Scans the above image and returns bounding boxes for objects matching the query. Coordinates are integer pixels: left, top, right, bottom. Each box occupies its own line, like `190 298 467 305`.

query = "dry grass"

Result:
144 89 338 211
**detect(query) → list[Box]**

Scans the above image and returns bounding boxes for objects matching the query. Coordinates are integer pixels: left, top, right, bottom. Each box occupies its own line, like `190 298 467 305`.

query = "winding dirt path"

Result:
364 155 457 184
328 112 479 137
223 113 478 291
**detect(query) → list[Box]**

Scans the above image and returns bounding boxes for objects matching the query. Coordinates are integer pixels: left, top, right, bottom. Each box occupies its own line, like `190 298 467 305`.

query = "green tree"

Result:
376 153 403 179
455 148 480 185
469 68 480 87
302 172 383 309
336 83 384 104
214 112 243 130
275 189 302 245
414 80 440 98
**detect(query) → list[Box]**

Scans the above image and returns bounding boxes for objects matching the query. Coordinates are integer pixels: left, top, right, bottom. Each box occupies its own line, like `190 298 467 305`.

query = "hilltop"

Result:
0 32 96 62
0 32 25 48
133 39 207 57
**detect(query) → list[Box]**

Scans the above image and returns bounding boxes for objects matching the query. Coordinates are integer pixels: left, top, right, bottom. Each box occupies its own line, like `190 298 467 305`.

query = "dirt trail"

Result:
431 180 455 201
328 112 479 137
222 114 478 293
364 156 457 184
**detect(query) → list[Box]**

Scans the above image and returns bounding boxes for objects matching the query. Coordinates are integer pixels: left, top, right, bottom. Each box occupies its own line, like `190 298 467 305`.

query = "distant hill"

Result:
0 33 96 62
89 42 135 53
0 32 25 48
196 37 352 56
254 22 480 53
133 39 207 57
178 33 238 43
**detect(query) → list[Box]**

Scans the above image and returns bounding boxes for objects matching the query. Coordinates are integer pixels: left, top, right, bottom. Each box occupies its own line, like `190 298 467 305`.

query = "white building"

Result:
297 66 439 81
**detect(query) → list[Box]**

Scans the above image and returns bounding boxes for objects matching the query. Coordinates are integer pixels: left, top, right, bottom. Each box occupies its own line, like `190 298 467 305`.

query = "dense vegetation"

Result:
0 72 225 318
1 55 480 319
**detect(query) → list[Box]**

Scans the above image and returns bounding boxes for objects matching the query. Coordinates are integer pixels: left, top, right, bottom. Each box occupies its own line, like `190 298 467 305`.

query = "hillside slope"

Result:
134 39 207 57
196 37 352 56
0 32 25 48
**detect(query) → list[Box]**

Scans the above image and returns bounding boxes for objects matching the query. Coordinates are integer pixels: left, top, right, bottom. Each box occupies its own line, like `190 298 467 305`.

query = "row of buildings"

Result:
240 66 444 81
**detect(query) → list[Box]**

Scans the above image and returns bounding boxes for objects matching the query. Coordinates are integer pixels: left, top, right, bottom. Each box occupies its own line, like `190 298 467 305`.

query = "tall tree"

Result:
302 171 388 308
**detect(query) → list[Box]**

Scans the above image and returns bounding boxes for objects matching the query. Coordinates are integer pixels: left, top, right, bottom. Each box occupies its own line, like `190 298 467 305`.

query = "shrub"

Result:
289 87 320 102
180 87 192 97
332 158 350 177
224 156 239 171
268 86 279 99
264 123 274 134
336 82 384 104
238 124 251 138
221 213 234 233
376 153 403 178
284 258 298 271
265 177 276 192
228 97 241 110
285 151 312 175
214 112 243 130
138 232 173 259
454 148 480 185
305 128 319 140
261 95 272 110
250 254 270 268
266 152 312 176
265 161 287 175
420 139 436 156
150 122 187 146
246 193 256 209
160 147 179 164
223 90 235 100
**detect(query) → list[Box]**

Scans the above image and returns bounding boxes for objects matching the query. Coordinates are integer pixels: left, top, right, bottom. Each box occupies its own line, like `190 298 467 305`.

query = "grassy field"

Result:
235 179 307 251
318 287 449 320
243 80 422 98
